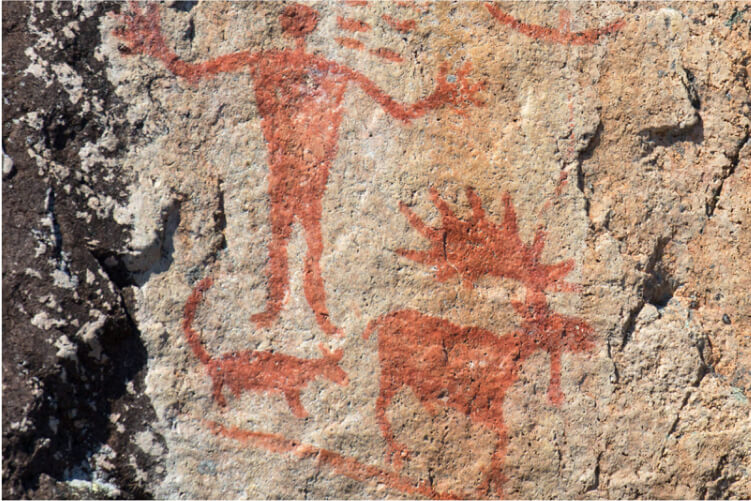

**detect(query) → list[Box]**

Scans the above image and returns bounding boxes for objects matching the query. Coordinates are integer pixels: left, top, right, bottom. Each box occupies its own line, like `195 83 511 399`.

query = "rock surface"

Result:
3 1 750 499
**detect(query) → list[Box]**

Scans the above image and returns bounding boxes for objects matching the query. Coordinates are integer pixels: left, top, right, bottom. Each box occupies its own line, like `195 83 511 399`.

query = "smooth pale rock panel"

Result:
3 1 749 499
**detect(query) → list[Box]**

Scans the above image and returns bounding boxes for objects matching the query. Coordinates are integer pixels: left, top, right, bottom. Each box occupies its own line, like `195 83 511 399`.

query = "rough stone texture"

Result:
3 1 750 499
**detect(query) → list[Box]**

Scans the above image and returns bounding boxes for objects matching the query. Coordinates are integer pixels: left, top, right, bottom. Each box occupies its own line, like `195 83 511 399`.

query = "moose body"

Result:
364 310 529 492
364 303 593 495
183 278 348 417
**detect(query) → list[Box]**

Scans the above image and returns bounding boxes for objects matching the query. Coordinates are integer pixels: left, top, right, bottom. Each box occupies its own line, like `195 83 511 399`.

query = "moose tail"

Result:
182 277 214 366
363 317 384 341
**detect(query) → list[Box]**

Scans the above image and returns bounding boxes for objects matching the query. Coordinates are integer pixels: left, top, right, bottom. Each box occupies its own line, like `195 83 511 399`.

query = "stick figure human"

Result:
114 3 483 335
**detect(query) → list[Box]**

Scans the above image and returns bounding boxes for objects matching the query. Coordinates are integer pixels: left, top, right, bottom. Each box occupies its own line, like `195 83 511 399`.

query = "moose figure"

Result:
183 277 348 417
365 187 594 496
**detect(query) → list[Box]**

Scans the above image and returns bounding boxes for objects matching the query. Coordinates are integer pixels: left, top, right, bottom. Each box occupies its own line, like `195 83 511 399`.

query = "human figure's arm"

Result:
339 61 484 123
112 2 260 83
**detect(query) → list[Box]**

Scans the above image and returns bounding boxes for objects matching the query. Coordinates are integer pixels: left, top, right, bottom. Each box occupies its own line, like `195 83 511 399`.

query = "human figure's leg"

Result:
300 193 342 336
251 186 294 327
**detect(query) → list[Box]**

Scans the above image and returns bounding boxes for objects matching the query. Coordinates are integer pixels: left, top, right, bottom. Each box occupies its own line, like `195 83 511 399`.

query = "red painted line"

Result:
485 3 625 45
337 16 371 32
382 14 416 33
344 0 368 6
205 419 461 499
395 1 429 13
370 47 403 63
337 38 403 63
335 36 366 51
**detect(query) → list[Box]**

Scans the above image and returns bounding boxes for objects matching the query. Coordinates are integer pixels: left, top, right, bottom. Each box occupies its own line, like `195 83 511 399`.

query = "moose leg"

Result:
479 427 509 498
211 376 227 407
375 382 410 469
548 349 564 406
283 390 309 418
300 192 342 337
251 184 294 327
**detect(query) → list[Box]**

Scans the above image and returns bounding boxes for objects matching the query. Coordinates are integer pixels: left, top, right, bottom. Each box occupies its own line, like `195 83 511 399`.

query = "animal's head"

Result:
318 343 349 386
512 293 595 355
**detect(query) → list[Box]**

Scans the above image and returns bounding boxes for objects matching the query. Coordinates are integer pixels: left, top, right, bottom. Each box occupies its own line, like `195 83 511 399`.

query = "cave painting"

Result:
179 186 594 498
119 2 598 497
485 2 624 45
113 2 483 336
364 187 595 496
396 187 581 293
183 277 348 414
183 276 462 499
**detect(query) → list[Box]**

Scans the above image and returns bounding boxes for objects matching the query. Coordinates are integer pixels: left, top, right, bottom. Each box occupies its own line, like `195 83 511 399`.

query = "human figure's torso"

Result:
251 48 350 179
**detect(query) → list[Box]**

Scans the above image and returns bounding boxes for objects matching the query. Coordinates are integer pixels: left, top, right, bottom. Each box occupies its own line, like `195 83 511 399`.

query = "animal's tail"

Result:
182 277 214 365
362 317 383 341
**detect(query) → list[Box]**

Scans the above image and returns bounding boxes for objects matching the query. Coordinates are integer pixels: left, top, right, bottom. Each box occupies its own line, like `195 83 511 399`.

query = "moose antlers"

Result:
397 187 580 293
396 187 594 409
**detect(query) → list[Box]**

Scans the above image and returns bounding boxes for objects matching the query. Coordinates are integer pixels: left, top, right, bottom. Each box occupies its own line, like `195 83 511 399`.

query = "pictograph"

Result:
113 2 599 497
114 2 482 337
365 187 595 496
183 277 348 414
485 2 624 46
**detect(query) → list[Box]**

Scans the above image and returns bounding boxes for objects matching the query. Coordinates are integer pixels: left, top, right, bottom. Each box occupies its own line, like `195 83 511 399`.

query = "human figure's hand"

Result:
111 2 167 59
434 62 485 114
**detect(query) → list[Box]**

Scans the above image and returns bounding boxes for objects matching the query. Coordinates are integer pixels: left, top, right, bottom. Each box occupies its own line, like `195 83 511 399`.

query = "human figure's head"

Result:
280 3 319 40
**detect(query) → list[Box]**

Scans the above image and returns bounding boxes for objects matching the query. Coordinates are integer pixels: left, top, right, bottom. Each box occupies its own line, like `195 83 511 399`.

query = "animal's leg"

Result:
251 189 294 327
548 349 563 406
211 377 227 407
283 390 309 418
375 382 410 469
479 427 509 498
300 197 342 337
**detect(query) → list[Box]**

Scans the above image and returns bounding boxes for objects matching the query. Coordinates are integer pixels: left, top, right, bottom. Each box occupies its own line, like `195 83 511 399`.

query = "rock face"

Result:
2 1 749 499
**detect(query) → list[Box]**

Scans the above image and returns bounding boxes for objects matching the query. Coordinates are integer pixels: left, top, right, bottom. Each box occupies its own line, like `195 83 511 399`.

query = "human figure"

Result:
114 2 483 336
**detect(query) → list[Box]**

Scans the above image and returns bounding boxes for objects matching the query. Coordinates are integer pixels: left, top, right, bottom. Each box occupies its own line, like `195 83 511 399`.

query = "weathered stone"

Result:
3 1 750 498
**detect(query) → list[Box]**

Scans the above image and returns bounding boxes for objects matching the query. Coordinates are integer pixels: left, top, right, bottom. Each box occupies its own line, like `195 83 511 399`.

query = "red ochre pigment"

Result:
337 16 371 32
485 3 625 46
205 419 461 499
364 188 595 496
114 2 482 336
119 4 595 497
397 187 581 293
382 14 417 33
182 277 348 415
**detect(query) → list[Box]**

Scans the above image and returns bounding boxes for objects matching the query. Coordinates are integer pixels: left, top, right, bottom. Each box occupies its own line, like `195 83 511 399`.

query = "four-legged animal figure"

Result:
183 277 349 416
363 188 594 496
